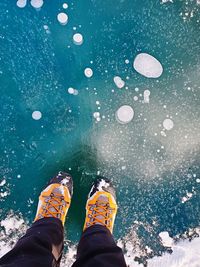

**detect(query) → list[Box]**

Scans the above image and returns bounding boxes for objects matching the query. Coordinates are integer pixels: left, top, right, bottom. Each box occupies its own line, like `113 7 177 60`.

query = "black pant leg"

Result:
72 225 127 267
0 218 64 267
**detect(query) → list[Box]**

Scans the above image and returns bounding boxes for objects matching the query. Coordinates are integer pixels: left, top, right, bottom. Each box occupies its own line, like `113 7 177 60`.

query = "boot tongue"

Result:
95 195 109 225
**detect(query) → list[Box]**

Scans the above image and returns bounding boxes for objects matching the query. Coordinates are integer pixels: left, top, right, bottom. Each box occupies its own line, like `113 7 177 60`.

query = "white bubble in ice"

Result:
43 25 49 30
68 87 75 94
116 105 134 124
63 3 68 9
125 59 129 64
73 33 83 45
32 111 42 120
134 96 138 101
73 89 79 95
113 76 125 89
133 53 163 78
163 119 174 131
57 13 68 25
84 68 93 78
96 117 101 122
16 0 27 8
144 89 151 103
93 112 100 119
30 0 44 9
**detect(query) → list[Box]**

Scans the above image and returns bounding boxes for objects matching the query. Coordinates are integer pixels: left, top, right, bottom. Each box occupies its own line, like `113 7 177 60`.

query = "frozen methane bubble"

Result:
133 53 163 78
57 13 68 25
143 90 151 103
113 76 125 89
73 33 83 45
68 87 75 94
63 3 68 9
32 111 42 120
93 112 100 119
68 87 78 95
163 118 174 131
116 105 134 124
16 0 27 8
30 0 44 9
84 68 93 78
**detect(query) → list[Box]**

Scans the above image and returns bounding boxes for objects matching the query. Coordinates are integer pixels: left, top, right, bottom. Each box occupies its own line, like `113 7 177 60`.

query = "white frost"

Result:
133 53 163 78
57 13 68 25
1 217 24 235
159 231 174 247
163 119 174 131
0 179 6 186
113 76 125 89
116 105 134 124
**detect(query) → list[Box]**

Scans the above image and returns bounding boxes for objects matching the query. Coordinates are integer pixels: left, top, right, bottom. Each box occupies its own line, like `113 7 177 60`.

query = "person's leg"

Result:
0 172 73 267
72 177 127 267
0 217 63 267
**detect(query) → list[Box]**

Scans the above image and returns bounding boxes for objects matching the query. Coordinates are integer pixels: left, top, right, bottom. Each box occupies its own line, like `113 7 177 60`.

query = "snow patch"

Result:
133 53 163 78
1 216 24 235
159 231 174 247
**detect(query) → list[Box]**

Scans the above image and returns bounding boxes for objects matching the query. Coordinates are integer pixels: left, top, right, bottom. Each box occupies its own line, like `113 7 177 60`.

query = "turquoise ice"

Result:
0 0 200 266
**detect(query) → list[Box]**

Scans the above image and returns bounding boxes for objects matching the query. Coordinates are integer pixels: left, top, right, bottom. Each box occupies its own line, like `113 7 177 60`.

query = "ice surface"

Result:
116 105 134 124
133 53 163 78
3 1 200 266
57 13 68 25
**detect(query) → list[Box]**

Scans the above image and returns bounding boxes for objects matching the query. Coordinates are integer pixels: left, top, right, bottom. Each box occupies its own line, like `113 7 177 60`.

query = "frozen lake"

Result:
0 0 200 266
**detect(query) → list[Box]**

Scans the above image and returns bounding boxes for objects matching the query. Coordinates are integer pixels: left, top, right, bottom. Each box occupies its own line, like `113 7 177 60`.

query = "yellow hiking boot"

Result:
34 171 73 226
83 177 118 233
